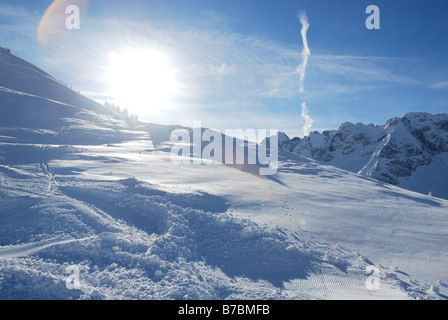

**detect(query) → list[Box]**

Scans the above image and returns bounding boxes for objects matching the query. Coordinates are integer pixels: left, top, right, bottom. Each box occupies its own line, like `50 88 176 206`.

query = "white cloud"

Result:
430 82 448 90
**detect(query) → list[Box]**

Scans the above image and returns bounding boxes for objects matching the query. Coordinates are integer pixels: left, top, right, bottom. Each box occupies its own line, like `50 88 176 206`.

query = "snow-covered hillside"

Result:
1 47 447 300
278 113 448 200
0 47 145 145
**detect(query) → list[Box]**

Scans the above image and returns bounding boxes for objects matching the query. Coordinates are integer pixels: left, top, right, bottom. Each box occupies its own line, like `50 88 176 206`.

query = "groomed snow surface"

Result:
1 139 447 300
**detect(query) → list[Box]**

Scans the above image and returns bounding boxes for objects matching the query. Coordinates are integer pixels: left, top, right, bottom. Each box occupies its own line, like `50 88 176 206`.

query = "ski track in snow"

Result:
0 85 76 109
0 236 96 259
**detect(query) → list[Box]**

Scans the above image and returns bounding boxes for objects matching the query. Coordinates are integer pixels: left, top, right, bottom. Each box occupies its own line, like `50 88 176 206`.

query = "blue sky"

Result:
1 0 448 137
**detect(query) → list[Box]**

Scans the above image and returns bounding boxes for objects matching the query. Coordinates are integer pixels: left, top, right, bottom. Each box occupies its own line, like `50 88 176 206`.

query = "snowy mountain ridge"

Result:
278 112 448 199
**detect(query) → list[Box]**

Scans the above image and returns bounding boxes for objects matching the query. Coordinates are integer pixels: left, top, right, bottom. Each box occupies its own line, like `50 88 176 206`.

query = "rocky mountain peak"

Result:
279 112 448 199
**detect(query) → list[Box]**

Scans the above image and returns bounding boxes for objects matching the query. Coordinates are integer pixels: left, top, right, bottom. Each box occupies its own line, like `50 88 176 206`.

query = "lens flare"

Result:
38 0 89 45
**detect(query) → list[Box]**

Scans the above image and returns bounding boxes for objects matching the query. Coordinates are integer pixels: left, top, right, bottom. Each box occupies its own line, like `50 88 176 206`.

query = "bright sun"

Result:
106 49 178 117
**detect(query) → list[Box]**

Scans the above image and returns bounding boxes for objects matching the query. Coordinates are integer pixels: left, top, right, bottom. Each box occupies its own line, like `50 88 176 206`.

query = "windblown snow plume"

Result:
298 12 314 137
301 102 314 136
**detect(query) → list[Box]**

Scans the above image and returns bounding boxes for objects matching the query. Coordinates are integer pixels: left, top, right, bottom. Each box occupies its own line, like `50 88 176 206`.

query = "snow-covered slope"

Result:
1 48 447 300
0 47 145 145
1 139 448 300
279 113 448 200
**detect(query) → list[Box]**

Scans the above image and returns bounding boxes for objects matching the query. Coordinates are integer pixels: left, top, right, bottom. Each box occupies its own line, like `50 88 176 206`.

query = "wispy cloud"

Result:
208 63 238 76
198 9 233 29
0 4 41 52
310 54 418 85
430 82 448 90
0 4 37 18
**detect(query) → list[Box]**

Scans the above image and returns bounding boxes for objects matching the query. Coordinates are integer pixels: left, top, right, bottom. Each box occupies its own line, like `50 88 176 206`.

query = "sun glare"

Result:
106 49 178 117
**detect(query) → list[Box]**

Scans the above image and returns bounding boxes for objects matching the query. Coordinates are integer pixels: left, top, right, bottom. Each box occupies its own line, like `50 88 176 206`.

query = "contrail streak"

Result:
298 12 314 136
298 13 311 93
